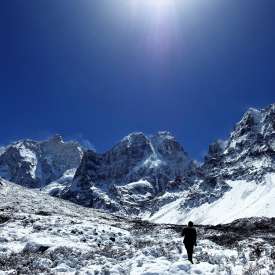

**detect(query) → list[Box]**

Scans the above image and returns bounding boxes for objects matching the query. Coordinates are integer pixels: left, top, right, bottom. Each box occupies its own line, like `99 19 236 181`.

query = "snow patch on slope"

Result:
150 173 275 225
42 168 77 196
1 179 275 274
18 144 38 179
118 179 154 203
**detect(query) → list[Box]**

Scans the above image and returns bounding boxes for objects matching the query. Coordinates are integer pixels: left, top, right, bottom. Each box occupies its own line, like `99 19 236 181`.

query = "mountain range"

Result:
0 103 274 224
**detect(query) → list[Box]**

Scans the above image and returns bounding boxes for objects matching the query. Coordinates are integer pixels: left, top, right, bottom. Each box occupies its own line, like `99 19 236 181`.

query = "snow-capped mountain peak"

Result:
203 104 275 181
0 135 83 188
48 134 64 144
61 132 192 214
149 104 275 226
0 104 274 225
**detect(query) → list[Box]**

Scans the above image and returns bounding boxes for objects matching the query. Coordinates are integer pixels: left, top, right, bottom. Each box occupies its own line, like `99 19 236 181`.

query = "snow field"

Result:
150 174 275 225
1 180 275 274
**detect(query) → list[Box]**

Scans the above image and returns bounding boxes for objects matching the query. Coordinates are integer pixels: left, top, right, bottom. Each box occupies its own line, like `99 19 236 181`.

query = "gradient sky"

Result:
0 0 274 160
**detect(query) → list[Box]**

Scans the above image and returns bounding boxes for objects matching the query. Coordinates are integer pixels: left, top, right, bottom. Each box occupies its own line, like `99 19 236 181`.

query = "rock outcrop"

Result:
0 135 83 188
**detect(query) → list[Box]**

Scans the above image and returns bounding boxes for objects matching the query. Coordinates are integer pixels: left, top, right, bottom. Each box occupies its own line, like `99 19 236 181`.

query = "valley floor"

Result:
0 181 274 275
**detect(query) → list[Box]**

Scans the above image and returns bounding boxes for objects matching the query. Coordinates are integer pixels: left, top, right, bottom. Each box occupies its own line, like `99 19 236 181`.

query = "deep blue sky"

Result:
0 0 274 160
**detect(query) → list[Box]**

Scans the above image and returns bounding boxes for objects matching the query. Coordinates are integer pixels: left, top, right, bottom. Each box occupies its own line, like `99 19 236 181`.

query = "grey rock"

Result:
62 132 192 214
0 135 83 188
203 103 275 181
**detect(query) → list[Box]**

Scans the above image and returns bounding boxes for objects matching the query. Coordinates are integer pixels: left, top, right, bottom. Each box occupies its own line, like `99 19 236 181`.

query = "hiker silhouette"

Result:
181 221 197 264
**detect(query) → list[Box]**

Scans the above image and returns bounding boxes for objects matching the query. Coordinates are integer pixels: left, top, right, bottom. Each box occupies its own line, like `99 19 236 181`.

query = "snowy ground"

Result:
0 180 274 274
149 174 275 225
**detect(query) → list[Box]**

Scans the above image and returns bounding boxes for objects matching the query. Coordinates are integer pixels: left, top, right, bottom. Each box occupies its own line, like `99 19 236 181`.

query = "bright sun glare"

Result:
128 0 180 59
147 0 175 8
130 0 176 15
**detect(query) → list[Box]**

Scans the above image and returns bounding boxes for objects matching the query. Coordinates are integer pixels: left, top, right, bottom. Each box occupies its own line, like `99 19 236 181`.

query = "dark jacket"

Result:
181 227 197 246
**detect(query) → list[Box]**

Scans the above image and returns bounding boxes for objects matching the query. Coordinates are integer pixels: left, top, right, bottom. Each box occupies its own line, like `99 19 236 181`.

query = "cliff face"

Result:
0 104 274 219
203 104 275 181
0 135 83 188
62 132 193 214
61 104 275 217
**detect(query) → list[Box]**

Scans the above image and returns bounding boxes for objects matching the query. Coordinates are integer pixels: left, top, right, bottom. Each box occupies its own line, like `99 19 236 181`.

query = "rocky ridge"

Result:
63 105 275 216
0 104 274 220
62 131 195 215
203 104 275 181
0 135 83 188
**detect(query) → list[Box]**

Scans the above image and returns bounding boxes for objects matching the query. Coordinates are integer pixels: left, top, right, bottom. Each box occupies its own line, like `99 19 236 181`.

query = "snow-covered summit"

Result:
48 134 64 144
60 104 275 218
0 135 83 188
150 104 275 225
203 103 275 181
61 132 192 215
0 104 274 224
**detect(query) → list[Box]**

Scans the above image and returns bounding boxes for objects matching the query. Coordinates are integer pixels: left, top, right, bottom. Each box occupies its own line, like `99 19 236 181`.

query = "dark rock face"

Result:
0 104 274 218
0 135 83 188
83 133 153 183
203 104 275 181
181 177 231 210
204 140 225 164
62 132 192 213
61 105 275 215
73 132 190 186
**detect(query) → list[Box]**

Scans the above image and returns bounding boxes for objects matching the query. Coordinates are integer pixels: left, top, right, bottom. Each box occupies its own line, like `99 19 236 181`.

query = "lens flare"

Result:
129 0 180 62
130 0 177 16
145 0 175 9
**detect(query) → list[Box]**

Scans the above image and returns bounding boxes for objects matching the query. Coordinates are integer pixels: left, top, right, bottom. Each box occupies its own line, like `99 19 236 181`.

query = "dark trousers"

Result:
184 243 194 263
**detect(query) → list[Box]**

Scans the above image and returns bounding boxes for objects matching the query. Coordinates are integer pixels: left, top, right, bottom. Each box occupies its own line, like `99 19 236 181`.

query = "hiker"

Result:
181 221 197 264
